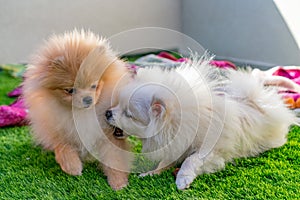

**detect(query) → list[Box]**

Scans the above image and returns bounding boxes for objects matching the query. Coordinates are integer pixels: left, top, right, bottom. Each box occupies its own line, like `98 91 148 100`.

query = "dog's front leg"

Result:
175 153 202 190
100 136 131 190
176 152 225 190
54 144 82 176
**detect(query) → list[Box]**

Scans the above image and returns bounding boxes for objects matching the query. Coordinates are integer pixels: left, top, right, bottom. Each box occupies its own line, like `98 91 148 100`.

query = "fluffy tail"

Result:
226 69 297 148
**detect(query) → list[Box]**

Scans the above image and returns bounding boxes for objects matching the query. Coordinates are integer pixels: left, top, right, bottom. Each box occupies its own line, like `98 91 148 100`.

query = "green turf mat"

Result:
0 67 299 199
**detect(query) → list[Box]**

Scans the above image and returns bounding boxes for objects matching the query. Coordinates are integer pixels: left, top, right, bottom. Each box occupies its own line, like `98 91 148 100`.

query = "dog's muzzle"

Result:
82 96 93 107
105 110 125 139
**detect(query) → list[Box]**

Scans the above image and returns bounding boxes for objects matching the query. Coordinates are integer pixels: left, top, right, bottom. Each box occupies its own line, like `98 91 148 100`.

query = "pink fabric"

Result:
158 51 237 69
0 85 29 127
272 67 300 85
177 58 190 63
209 60 237 70
0 98 28 127
281 93 300 101
157 52 178 61
10 97 26 109
157 52 189 63
7 86 23 97
126 64 139 74
271 67 300 107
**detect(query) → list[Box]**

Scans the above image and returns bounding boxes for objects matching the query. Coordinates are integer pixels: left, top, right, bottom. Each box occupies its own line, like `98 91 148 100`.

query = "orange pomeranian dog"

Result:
23 30 131 190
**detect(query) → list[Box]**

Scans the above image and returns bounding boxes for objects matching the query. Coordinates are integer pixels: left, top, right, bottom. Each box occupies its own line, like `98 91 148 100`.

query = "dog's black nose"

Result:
105 110 113 120
83 96 93 105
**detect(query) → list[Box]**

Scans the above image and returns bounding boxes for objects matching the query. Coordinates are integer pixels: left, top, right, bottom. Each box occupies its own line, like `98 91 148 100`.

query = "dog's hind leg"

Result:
176 152 225 190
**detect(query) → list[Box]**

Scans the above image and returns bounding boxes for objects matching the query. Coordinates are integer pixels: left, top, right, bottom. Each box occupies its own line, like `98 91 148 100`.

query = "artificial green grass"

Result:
0 71 300 199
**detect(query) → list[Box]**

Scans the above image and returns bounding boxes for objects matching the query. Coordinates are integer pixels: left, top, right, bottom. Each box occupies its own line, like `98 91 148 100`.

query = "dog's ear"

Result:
150 96 166 118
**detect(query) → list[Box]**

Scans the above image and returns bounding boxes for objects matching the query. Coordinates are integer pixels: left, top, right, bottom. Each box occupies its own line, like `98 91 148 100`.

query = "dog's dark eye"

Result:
124 110 133 118
64 88 75 94
91 84 97 89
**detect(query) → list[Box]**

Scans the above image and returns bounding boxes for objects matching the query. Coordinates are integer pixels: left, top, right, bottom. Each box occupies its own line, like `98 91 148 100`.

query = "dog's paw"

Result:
55 145 82 176
103 167 129 190
175 175 195 190
61 162 83 176
108 177 128 190
58 156 82 176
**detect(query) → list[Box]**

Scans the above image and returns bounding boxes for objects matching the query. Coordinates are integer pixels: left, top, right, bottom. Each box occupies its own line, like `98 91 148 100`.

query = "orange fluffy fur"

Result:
23 30 131 190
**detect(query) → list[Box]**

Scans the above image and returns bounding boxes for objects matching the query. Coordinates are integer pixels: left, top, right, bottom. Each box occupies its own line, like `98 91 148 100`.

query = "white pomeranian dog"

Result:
105 56 296 190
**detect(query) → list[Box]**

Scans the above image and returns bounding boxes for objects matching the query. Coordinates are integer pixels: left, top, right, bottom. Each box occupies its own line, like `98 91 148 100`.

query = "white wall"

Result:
1 0 300 67
0 0 181 63
182 0 300 67
274 0 300 49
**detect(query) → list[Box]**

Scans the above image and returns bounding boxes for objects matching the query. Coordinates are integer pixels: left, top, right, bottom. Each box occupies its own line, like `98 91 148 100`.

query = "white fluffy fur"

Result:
107 57 296 190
